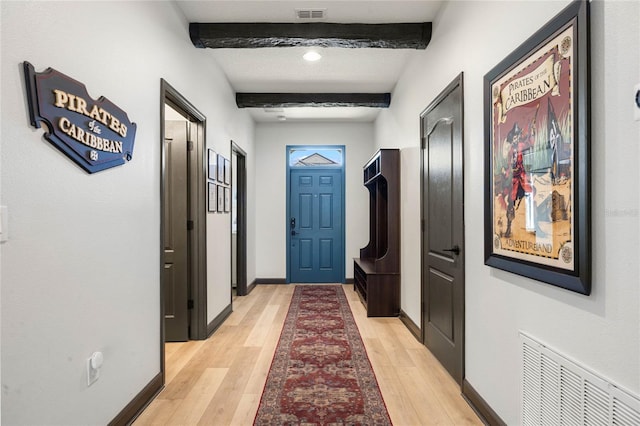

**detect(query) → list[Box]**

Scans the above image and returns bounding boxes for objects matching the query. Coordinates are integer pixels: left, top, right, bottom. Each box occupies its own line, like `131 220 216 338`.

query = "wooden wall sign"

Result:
23 61 137 174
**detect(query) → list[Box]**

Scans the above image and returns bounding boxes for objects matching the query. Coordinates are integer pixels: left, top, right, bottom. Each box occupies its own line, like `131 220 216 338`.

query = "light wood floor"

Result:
134 284 482 425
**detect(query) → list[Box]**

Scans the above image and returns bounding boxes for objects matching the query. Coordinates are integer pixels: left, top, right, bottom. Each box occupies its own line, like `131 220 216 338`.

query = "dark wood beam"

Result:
190 22 431 49
235 93 391 108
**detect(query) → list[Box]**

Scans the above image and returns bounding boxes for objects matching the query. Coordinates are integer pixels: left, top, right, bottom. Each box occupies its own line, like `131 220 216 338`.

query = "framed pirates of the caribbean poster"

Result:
483 0 591 294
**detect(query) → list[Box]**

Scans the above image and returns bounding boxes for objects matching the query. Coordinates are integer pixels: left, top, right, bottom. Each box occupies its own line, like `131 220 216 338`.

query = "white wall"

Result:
0 1 254 424
255 122 373 280
375 1 640 423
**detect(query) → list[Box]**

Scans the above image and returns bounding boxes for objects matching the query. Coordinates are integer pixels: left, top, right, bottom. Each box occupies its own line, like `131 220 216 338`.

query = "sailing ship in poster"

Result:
491 25 575 271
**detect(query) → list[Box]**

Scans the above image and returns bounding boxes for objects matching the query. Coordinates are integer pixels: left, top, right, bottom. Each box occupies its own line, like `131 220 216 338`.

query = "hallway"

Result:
3 2 639 424
134 285 481 425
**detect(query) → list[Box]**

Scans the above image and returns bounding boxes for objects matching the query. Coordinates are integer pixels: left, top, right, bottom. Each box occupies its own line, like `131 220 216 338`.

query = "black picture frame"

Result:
207 182 217 212
483 0 590 294
217 184 224 212
224 187 231 213
207 149 217 181
217 154 225 182
224 158 231 185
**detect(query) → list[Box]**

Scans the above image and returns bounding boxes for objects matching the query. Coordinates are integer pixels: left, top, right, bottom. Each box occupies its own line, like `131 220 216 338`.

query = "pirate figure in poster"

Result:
498 112 537 238
488 23 581 275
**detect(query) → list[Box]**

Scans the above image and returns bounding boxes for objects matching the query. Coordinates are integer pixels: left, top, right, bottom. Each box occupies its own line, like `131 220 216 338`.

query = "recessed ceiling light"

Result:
303 51 322 62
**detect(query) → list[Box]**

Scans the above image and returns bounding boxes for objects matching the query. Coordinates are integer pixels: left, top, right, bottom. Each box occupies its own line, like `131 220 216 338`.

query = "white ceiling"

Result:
174 1 444 122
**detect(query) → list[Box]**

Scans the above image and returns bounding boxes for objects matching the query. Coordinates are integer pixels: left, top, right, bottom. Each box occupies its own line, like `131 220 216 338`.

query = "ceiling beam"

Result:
190 22 431 49
235 93 391 108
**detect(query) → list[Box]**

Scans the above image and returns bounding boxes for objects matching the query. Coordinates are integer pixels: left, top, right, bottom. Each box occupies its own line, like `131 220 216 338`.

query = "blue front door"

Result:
289 168 343 283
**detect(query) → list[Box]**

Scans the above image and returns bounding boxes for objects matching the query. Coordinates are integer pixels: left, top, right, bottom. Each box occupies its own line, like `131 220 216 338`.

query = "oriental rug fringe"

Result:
254 285 392 425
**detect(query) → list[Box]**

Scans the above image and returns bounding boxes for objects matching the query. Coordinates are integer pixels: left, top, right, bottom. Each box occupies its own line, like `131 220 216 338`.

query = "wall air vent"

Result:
521 333 640 426
295 8 326 20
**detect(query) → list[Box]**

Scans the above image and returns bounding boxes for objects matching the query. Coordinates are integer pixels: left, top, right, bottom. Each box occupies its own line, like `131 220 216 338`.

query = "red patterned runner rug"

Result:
254 285 392 425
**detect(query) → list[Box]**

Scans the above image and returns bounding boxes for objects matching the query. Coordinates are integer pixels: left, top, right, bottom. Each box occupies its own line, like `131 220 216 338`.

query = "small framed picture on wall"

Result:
207 182 216 212
217 184 224 212
207 149 217 181
217 154 225 182
224 158 231 185
224 187 231 212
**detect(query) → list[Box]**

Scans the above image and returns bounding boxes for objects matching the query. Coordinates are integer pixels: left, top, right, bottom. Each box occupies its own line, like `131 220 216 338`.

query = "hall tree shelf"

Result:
354 149 400 317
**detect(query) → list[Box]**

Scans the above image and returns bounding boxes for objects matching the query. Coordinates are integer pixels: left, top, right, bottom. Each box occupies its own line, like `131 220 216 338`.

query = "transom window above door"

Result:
288 147 343 167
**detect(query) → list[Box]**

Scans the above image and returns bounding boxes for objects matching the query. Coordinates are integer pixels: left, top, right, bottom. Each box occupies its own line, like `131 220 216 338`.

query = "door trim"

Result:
420 73 465 386
286 145 346 284
115 80 208 425
231 141 249 296
160 79 208 346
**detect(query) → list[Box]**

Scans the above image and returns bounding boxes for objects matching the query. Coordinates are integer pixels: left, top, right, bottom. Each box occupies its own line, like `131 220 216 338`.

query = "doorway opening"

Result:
231 141 249 296
160 79 208 359
286 145 346 283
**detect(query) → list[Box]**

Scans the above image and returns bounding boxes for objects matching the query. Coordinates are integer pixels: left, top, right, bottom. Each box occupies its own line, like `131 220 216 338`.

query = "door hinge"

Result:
421 137 426 150
187 300 194 310
421 219 425 232
187 220 194 230
187 140 194 151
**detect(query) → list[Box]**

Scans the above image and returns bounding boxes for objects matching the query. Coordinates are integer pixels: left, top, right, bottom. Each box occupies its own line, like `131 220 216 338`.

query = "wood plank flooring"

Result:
134 284 482 425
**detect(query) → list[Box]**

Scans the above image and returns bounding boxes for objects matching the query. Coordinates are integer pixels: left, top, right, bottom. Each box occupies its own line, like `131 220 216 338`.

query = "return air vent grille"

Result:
521 333 640 426
295 8 326 20
560 367 582 424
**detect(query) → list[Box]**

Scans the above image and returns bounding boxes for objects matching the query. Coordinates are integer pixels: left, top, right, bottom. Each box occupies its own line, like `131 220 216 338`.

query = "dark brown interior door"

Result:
421 74 465 385
232 143 248 296
163 120 189 342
